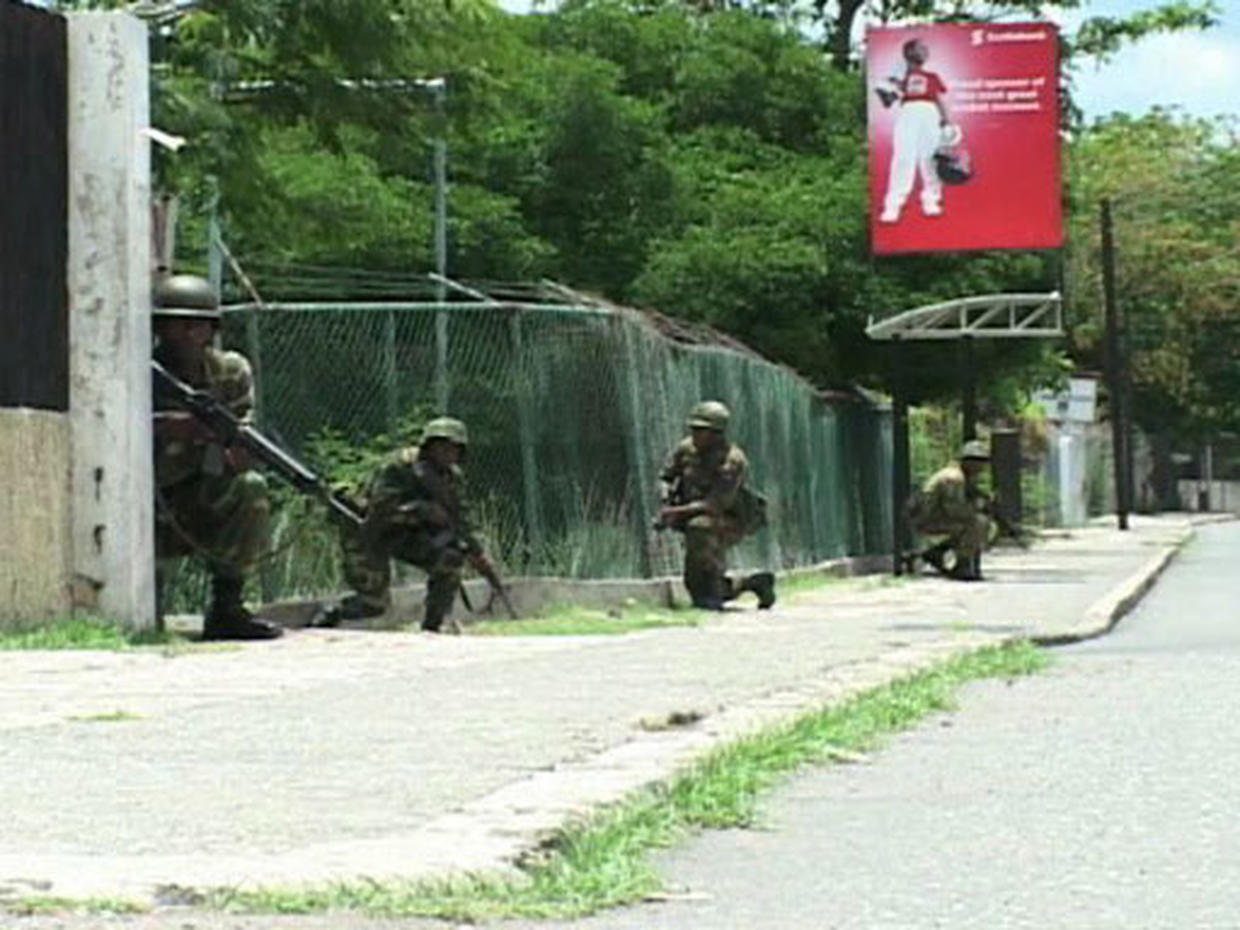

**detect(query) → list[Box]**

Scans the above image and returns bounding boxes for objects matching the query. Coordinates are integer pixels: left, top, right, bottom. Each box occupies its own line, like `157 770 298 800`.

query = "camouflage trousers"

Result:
340 521 465 628
911 509 989 559
155 471 270 581
681 514 744 608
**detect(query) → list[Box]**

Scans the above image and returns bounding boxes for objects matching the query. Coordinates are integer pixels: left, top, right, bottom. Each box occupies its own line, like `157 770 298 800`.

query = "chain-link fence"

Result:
180 291 891 605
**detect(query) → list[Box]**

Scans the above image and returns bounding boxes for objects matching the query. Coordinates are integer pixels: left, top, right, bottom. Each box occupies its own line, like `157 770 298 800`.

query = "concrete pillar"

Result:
66 13 155 628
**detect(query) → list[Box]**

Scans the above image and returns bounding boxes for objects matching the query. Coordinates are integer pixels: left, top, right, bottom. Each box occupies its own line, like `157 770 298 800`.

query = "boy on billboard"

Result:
876 38 956 223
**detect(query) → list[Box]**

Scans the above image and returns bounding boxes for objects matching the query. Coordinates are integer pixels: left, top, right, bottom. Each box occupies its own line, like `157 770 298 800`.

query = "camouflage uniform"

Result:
338 420 481 631
909 440 990 579
153 345 270 577
151 273 279 640
659 401 775 610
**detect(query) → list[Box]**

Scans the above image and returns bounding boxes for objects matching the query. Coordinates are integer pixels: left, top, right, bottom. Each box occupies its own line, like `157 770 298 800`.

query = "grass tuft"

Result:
467 602 710 637
6 897 148 917
67 710 143 723
210 641 1048 922
0 616 182 651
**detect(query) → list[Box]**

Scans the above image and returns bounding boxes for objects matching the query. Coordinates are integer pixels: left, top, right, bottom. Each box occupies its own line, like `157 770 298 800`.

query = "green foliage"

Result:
135 0 1223 415
468 602 707 636
303 411 429 497
1066 111 1240 441
909 406 961 486
1072 1 1220 63
0 617 179 651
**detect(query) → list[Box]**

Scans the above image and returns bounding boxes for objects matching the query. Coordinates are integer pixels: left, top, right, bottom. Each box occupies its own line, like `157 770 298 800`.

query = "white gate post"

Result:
66 13 155 628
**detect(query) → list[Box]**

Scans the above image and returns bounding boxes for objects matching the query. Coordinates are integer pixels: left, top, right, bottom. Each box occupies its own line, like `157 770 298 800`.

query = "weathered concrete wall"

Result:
0 410 72 627
66 13 155 627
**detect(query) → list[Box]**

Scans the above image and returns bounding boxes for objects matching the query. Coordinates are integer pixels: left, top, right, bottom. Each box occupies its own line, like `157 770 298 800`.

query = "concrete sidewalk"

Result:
0 515 1205 907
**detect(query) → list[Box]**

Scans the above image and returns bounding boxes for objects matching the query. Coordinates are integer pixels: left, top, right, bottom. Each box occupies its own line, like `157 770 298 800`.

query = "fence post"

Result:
1100 198 1130 530
621 320 655 577
889 343 911 575
510 308 545 566
435 308 449 412
384 309 399 430
206 180 222 295
243 309 265 426
753 375 780 570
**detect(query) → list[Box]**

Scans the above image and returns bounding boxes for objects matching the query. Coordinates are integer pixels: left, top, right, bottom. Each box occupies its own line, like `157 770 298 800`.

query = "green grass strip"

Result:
468 602 710 637
0 616 183 651
5 897 149 917
209 640 1048 922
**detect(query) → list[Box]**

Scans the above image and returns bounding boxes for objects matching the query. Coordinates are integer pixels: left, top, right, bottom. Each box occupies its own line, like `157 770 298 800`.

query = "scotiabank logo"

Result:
971 28 985 46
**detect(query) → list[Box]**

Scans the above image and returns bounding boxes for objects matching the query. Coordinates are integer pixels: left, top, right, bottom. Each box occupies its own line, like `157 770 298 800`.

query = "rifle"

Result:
152 359 364 529
425 527 519 620
967 486 1027 547
652 473 685 532
473 555 519 620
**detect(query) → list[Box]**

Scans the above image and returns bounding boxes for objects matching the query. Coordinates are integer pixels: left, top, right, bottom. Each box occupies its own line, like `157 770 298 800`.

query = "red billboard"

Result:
867 22 1062 255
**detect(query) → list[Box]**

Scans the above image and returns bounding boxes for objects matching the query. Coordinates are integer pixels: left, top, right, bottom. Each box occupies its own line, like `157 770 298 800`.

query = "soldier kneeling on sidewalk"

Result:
656 400 775 611
326 417 498 633
908 439 991 582
151 273 282 641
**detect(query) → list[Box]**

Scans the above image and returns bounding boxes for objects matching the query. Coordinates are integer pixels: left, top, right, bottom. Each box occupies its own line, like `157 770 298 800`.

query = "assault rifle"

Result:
652 474 685 532
967 486 1028 548
424 527 518 620
152 359 364 529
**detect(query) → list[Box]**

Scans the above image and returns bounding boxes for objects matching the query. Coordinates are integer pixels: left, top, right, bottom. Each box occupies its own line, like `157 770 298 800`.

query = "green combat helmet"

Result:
687 400 730 432
960 439 990 461
421 416 469 447
152 273 221 322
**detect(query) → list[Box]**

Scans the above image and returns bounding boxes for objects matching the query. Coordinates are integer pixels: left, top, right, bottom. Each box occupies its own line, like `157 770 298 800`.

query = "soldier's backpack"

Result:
734 485 769 537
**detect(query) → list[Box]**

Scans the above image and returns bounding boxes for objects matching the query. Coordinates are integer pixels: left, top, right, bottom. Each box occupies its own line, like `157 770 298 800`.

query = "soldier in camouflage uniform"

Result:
658 401 776 611
909 439 991 581
333 417 495 632
151 274 282 640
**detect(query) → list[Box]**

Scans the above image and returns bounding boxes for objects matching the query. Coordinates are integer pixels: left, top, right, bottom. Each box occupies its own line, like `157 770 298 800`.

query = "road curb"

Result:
1031 526 1193 647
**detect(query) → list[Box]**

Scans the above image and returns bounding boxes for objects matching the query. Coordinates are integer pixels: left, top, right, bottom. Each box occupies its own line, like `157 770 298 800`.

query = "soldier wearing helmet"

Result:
151 274 282 639
332 416 495 632
908 438 991 581
657 401 775 611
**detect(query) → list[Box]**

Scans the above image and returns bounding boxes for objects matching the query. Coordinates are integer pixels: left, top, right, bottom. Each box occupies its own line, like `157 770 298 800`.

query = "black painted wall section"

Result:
0 4 68 411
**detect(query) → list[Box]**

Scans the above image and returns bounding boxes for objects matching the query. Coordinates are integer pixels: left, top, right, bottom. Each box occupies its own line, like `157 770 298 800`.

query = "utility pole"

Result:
961 336 977 442
1100 198 1129 530
429 77 450 413
890 341 911 575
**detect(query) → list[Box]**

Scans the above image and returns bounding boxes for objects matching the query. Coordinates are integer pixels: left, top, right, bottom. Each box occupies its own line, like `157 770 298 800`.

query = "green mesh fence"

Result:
203 300 891 603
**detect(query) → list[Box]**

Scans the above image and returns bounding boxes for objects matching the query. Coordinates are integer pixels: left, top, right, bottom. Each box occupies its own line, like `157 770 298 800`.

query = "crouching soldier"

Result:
330 417 497 632
657 401 775 611
908 439 991 581
151 274 282 640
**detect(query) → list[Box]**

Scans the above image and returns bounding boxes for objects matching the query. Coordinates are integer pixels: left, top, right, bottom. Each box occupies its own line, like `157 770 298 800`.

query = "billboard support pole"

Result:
890 341 911 576
1100 197 1129 530
961 336 977 442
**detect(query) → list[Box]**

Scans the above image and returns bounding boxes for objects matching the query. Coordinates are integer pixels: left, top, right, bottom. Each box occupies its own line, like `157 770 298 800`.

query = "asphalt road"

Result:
9 520 1235 930
545 521 1240 930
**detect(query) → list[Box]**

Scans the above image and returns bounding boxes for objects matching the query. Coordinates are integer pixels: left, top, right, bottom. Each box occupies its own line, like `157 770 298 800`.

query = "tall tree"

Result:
1067 112 1240 441
815 0 1219 72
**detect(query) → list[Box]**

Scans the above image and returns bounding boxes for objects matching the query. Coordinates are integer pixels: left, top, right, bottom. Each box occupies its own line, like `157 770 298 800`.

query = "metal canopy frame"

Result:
865 292 1063 341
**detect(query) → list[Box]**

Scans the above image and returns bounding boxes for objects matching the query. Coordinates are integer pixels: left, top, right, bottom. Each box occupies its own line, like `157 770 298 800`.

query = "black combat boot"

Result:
422 575 457 632
337 594 387 621
745 571 777 609
919 541 952 576
948 553 983 582
204 577 283 641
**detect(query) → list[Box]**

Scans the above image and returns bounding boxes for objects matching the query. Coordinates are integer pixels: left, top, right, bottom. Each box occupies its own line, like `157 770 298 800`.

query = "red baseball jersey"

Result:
899 68 946 102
